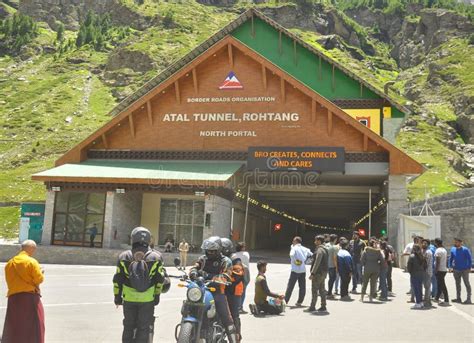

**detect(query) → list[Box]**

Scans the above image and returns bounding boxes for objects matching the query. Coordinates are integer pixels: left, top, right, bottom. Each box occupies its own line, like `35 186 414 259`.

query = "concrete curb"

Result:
0 244 201 267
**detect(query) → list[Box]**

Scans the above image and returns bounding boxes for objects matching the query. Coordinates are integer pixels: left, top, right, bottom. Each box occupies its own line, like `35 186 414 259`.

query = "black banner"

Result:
247 147 345 172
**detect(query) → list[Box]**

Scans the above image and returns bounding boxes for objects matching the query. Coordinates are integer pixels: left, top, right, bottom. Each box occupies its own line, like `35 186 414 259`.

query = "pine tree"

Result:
56 23 65 43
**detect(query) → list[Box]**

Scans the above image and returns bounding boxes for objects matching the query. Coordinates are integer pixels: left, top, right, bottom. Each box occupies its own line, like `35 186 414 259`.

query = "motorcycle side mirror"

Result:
174 257 181 267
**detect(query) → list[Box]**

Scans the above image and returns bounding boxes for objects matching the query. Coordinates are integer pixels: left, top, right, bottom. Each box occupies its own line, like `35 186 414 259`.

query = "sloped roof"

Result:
109 8 408 118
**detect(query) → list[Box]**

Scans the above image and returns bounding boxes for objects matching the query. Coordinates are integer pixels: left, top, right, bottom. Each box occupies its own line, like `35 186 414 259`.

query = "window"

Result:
356 116 371 128
52 192 106 247
159 199 204 249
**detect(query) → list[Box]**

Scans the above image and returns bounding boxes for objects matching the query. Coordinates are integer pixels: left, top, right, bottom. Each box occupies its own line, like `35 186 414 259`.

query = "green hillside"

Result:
0 0 472 237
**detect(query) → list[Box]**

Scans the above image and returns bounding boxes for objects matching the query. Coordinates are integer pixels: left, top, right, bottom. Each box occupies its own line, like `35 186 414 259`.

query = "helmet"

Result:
131 227 151 246
201 236 222 260
220 238 234 257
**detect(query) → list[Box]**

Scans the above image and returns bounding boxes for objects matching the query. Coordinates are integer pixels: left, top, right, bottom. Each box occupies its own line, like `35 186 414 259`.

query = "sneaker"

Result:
462 299 472 305
239 309 248 314
351 290 358 294
388 292 396 297
433 298 440 303
340 295 352 301
295 302 303 307
407 299 415 303
317 306 327 312
303 307 315 313
411 303 423 309
439 301 450 306
327 294 336 300
378 297 388 301
452 298 462 303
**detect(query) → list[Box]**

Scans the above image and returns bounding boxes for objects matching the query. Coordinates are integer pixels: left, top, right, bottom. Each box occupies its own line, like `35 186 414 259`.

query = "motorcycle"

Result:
170 258 229 343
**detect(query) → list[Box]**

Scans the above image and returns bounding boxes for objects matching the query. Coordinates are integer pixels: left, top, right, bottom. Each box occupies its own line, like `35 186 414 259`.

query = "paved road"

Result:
0 262 473 342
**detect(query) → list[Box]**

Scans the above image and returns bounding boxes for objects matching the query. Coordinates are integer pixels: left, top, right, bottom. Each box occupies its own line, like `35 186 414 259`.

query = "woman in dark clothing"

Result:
379 242 391 301
407 245 426 309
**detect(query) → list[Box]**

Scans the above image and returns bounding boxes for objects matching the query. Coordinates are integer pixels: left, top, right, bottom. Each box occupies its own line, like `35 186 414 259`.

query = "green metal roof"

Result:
32 160 243 183
108 8 409 118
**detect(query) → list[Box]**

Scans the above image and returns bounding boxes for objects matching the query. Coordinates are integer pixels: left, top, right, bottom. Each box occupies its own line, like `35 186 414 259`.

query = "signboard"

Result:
20 202 45 244
247 147 345 172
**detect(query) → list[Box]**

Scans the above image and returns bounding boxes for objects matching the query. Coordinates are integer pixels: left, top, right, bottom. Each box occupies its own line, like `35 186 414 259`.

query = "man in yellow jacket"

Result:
2 239 45 343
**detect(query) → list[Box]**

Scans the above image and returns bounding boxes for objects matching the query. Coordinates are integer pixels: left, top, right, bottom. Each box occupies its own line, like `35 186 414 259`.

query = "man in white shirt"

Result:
434 238 450 305
284 236 313 306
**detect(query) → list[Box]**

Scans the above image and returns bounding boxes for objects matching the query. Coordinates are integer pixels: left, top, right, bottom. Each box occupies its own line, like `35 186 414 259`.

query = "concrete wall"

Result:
141 193 161 245
40 190 56 246
205 195 232 239
387 175 407 253
108 192 143 249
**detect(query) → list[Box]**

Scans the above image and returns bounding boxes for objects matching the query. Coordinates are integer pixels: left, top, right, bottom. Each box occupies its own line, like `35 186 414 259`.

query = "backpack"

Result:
128 250 152 292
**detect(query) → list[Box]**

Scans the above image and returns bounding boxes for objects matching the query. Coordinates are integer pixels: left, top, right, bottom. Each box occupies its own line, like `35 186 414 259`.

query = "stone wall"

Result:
19 0 155 30
408 188 474 253
0 244 200 266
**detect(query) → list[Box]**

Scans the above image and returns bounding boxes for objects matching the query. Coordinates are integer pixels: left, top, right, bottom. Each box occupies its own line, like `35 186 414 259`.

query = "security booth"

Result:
32 9 423 252
19 202 46 244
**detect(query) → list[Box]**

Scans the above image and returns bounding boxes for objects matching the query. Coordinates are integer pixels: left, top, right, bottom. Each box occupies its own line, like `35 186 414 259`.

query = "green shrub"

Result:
0 13 39 54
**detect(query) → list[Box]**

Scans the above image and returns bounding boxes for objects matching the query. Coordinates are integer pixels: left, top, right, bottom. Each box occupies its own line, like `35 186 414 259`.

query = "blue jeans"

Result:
411 274 423 304
352 261 362 291
431 273 438 298
285 271 306 304
240 283 247 310
379 268 388 299
335 273 340 292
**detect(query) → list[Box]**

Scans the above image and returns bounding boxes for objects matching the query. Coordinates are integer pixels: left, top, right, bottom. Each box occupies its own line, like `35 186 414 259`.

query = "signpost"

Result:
247 146 345 172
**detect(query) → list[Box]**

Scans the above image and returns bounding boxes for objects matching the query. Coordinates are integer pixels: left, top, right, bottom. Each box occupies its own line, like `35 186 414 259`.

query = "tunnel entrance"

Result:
231 171 388 250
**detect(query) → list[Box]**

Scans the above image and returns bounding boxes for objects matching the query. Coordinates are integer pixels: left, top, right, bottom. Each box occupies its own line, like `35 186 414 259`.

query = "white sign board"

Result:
19 217 30 243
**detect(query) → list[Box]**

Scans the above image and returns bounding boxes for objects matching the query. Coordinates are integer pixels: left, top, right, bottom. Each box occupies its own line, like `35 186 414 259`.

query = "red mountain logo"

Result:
218 71 243 90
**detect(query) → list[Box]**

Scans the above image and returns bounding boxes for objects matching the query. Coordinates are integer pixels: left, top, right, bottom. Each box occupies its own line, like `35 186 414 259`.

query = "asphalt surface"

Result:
0 261 473 343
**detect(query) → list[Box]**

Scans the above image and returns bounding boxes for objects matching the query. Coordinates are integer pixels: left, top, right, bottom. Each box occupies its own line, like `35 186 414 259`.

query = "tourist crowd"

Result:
256 232 472 315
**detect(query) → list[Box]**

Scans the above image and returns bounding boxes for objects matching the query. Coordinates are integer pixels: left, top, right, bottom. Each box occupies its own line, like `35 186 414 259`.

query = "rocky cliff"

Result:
19 0 156 30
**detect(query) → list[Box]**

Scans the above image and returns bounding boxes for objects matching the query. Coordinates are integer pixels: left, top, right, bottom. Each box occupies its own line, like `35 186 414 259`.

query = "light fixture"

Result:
51 186 61 192
194 191 205 197
115 188 126 194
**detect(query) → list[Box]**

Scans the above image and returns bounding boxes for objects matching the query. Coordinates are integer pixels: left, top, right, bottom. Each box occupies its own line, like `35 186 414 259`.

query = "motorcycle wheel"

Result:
177 322 195 343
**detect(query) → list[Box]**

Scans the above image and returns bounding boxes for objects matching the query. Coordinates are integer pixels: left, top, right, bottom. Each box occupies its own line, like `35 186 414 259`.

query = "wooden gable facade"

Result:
47 35 422 179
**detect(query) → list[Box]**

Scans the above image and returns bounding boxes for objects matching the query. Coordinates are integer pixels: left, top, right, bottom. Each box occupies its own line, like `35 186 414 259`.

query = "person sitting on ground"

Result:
164 237 174 253
360 238 382 303
337 238 353 301
250 260 285 316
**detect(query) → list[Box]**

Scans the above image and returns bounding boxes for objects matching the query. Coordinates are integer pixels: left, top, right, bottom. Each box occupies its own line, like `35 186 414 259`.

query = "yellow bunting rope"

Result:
235 190 351 232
